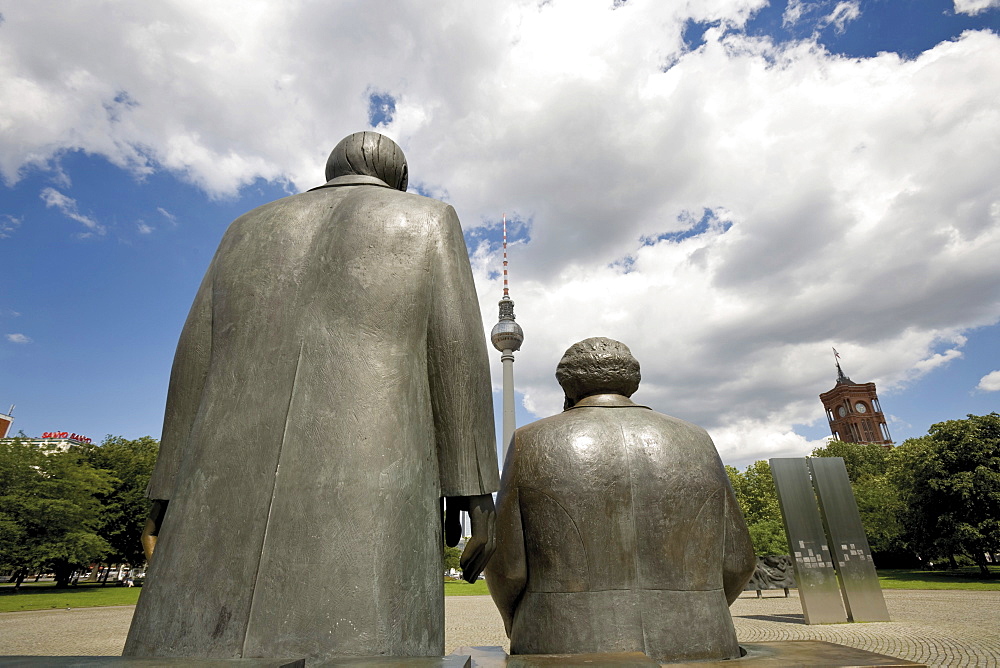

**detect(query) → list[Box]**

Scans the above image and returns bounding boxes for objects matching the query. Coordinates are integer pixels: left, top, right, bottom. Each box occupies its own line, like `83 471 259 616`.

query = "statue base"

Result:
0 660 305 668
451 642 925 667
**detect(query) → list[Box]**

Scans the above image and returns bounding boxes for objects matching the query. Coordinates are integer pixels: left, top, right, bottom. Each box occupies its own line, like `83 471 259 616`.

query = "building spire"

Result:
833 347 852 384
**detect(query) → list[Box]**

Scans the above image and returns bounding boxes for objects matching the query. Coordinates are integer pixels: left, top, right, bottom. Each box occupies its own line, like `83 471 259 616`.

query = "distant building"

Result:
0 427 95 453
0 407 13 438
819 356 893 447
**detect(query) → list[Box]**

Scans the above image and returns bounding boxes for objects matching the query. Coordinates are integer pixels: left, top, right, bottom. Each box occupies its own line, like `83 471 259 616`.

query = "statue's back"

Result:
126 181 497 660
508 403 744 660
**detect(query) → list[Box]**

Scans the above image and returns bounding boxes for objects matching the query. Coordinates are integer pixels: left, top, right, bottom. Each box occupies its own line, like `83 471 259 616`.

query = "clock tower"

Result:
819 353 893 447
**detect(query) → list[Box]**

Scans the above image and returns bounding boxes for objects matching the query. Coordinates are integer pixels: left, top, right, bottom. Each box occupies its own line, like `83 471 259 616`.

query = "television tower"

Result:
490 214 524 463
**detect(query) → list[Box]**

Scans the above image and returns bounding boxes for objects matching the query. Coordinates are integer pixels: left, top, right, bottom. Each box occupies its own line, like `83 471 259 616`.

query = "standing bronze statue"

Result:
486 337 754 662
124 132 499 662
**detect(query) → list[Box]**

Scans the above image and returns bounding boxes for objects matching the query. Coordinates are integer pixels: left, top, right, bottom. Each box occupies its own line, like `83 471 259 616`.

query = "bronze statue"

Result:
486 337 754 662
124 132 499 662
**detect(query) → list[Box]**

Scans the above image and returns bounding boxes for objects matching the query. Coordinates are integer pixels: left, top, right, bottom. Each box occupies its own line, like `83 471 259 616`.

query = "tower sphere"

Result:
491 318 524 352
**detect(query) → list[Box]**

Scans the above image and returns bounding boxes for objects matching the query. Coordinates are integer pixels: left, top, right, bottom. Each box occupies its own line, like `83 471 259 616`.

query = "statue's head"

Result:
556 337 641 408
326 131 409 191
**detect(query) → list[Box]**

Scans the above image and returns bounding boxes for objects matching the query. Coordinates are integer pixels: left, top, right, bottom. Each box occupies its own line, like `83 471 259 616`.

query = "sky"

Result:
1 0 998 469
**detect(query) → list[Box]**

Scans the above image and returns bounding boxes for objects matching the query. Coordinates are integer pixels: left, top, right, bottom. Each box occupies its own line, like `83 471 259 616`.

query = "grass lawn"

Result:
6 568 993 613
877 567 1000 590
0 582 142 613
444 578 490 596
0 578 490 613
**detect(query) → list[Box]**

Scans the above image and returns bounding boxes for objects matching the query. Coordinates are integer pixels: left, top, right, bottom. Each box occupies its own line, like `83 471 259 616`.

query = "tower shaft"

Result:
501 350 516 462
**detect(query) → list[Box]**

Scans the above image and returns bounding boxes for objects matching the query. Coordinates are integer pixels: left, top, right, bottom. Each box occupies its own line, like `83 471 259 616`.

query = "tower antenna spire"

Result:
502 213 510 299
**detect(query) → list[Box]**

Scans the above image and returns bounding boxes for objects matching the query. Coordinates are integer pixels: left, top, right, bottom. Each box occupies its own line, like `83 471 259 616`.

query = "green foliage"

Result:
730 417 1000 572
811 440 906 555
811 439 892 480
443 544 462 573
726 461 788 555
84 436 159 567
891 413 1000 575
0 439 113 586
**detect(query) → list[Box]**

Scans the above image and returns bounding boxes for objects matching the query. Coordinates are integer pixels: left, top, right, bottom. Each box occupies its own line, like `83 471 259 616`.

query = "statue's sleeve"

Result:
428 205 500 497
146 261 215 501
721 475 755 605
486 436 527 635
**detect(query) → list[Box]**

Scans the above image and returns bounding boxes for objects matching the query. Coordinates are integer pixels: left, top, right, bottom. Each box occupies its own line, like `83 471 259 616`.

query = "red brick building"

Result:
819 363 893 446
0 407 13 439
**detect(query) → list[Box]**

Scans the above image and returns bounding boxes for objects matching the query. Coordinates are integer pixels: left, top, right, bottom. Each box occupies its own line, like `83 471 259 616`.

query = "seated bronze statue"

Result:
486 337 755 662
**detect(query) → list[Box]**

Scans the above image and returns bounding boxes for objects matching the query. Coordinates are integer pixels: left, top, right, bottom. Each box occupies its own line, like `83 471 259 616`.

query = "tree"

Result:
84 436 159 569
0 438 37 583
0 439 113 587
892 413 1000 575
443 544 462 574
726 461 787 555
811 440 907 560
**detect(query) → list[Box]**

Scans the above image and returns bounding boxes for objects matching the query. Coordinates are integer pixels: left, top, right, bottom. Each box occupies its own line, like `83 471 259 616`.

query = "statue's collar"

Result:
308 174 394 191
567 394 650 410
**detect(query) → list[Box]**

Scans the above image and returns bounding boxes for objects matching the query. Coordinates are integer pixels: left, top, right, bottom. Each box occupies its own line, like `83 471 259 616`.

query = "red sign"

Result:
42 431 93 444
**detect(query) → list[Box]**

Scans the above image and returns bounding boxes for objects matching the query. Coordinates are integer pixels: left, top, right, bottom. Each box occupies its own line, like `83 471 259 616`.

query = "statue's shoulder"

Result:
515 411 567 439
637 410 713 442
227 188 453 230
361 188 453 214
227 190 320 224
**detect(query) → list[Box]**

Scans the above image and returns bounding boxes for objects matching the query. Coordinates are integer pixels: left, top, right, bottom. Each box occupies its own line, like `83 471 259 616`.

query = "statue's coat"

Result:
487 394 754 662
125 180 499 661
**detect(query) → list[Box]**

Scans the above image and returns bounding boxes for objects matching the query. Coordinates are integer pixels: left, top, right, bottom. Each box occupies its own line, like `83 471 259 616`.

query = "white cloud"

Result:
39 187 105 235
137 221 154 234
783 0 808 26
977 370 1000 392
0 214 21 238
6 333 31 344
157 207 177 224
1 2 999 462
954 0 1000 15
909 345 964 377
821 1 861 33
783 0 860 33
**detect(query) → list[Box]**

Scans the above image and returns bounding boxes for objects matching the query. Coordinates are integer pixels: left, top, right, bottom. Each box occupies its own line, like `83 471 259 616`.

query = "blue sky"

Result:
1 0 998 468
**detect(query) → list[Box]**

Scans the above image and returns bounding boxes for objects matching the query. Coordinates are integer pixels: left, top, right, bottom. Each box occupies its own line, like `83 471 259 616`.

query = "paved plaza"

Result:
1 590 998 666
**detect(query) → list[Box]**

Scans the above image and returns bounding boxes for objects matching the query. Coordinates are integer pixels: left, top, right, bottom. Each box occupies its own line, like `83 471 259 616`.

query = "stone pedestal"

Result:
451 642 926 667
0 657 471 668
0 660 304 668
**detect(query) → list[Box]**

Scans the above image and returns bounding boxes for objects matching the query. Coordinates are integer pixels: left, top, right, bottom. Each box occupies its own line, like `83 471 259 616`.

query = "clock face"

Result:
855 402 867 413
838 406 847 417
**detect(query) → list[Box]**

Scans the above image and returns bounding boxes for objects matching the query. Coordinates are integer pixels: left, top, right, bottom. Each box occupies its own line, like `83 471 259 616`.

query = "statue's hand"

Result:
460 493 496 583
141 499 168 563
444 497 463 547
